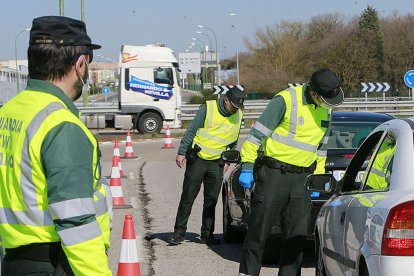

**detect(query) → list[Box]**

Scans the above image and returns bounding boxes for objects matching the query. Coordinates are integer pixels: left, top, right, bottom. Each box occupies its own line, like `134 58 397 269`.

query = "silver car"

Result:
309 118 414 276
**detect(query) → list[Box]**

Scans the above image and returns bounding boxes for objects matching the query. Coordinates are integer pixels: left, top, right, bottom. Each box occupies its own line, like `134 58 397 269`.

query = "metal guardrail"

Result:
180 100 414 120
76 98 414 119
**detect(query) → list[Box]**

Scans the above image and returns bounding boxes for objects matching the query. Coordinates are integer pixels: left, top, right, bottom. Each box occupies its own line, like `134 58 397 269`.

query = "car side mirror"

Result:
221 150 241 164
305 174 334 193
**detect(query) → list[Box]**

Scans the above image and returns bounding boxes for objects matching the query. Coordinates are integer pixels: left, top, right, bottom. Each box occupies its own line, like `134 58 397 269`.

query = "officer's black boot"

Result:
167 234 184 245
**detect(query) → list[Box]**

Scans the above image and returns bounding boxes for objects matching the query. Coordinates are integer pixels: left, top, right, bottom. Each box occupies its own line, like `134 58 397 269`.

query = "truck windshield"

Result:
153 68 173 85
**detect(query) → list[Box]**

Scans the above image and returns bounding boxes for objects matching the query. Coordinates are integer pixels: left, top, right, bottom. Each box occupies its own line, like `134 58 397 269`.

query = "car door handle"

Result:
340 211 346 225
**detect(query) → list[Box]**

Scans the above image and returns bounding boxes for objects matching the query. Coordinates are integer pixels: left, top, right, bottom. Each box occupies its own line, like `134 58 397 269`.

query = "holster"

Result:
185 144 201 165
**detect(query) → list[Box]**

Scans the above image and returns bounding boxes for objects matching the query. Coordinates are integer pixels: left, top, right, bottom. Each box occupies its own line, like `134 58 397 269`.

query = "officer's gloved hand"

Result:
239 170 254 189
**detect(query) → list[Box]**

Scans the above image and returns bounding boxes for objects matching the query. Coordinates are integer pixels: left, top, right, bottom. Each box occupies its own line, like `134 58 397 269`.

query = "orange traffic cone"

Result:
109 155 132 209
123 130 136 159
112 141 127 178
162 126 175 149
117 215 141 276
251 119 255 128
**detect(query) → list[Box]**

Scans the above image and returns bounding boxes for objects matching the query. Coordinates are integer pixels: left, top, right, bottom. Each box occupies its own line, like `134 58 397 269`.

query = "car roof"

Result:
332 111 394 123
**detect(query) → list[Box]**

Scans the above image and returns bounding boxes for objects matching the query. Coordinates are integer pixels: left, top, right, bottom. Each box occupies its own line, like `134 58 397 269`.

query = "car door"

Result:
322 129 387 275
320 193 355 275
343 131 396 273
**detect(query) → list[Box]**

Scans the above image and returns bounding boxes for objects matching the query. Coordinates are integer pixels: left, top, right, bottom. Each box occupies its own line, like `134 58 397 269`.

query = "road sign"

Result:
360 82 390 93
102 86 110 94
288 83 306 88
212 85 244 95
178 53 201 74
404 70 414 88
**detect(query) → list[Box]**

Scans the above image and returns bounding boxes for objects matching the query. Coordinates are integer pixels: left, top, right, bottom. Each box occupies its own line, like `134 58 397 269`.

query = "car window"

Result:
340 131 384 193
327 121 381 149
362 133 396 191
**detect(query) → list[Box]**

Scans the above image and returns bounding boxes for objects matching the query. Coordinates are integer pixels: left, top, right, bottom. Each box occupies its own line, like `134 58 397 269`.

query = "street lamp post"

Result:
198 25 220 85
191 38 207 52
191 39 208 87
15 28 30 93
195 31 212 52
230 12 240 85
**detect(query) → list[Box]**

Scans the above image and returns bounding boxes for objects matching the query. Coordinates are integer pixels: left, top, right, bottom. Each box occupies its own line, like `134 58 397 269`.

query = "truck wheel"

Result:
137 112 162 134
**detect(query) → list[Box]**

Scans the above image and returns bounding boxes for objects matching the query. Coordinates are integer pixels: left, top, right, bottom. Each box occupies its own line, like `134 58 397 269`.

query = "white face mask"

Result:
80 60 90 94
80 72 90 95
74 57 90 101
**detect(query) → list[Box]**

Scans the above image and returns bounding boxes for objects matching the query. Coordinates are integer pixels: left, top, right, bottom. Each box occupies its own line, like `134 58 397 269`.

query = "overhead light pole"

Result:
191 38 207 52
15 28 30 93
230 12 240 85
198 25 220 85
191 39 208 87
190 42 204 52
60 0 64 16
195 31 212 52
81 0 85 21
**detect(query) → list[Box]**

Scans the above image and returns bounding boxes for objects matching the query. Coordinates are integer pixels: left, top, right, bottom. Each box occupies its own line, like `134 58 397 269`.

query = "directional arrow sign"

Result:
102 86 110 94
404 70 414 88
212 85 244 94
360 82 390 93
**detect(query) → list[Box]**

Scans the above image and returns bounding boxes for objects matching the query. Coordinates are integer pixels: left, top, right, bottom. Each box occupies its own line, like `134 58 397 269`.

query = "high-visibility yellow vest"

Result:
264 87 329 167
193 100 242 160
0 89 111 275
366 141 396 190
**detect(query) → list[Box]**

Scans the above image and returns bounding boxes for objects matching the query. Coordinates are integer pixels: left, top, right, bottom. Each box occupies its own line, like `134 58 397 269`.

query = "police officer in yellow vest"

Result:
238 69 344 276
0 16 111 275
168 87 245 245
365 134 396 190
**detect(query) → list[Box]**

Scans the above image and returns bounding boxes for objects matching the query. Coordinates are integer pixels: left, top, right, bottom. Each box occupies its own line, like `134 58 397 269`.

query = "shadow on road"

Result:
145 231 206 245
206 236 316 269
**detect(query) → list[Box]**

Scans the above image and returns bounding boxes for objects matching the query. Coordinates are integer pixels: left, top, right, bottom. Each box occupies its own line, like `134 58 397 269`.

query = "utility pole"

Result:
81 0 85 21
59 0 64 16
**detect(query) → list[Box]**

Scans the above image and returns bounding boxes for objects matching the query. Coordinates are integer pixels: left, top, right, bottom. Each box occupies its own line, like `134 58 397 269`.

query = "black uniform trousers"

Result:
239 165 311 276
173 157 223 238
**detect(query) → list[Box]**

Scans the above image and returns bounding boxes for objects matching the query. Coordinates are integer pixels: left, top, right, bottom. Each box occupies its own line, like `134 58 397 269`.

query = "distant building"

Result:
89 61 118 85
0 61 29 105
0 60 118 105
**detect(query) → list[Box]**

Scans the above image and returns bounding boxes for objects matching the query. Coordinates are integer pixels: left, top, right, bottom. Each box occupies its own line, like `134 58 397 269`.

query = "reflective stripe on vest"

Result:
193 100 242 160
316 112 332 158
264 87 329 167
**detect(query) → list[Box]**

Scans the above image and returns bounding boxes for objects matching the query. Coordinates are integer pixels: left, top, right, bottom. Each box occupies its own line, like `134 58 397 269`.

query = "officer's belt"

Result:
5 242 61 262
257 156 316 173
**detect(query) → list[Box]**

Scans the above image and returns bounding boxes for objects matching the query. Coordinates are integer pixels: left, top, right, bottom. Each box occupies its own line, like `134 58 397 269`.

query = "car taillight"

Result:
382 201 414 256
343 154 355 159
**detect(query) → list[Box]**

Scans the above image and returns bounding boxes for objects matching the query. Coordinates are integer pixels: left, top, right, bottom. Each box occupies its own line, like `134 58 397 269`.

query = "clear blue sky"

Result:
2 0 413 62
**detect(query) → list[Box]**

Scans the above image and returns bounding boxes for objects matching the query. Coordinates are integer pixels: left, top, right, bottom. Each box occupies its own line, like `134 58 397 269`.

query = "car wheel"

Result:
315 235 327 276
222 186 244 243
262 238 281 265
137 112 162 134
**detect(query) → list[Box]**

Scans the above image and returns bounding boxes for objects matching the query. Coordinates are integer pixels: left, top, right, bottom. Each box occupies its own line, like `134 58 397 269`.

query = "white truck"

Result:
81 44 182 134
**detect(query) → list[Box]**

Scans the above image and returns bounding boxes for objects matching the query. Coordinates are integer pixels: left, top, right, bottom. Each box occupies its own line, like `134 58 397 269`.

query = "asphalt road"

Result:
100 136 317 275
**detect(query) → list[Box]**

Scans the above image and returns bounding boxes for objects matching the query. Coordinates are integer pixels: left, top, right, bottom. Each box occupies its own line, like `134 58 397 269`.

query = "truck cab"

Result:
118 44 182 133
